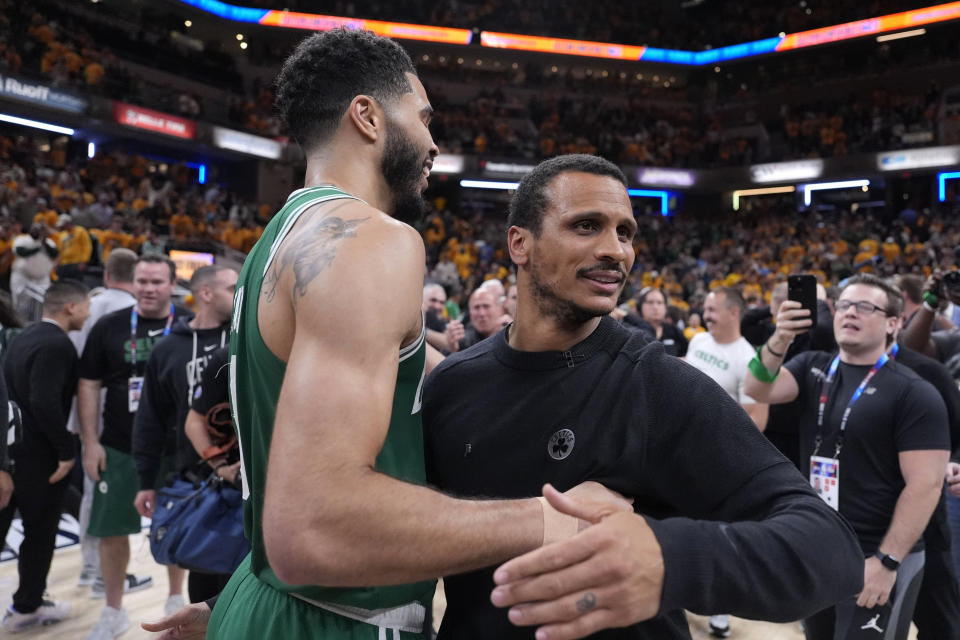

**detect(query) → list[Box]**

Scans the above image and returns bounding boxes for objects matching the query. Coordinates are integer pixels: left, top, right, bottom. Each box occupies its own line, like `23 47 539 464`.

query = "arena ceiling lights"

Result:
732 186 796 211
938 172 960 202
459 180 670 215
0 113 74 135
175 0 960 64
802 180 870 206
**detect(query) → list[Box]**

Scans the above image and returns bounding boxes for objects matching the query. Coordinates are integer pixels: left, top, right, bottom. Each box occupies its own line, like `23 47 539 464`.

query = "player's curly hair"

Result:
275 29 416 153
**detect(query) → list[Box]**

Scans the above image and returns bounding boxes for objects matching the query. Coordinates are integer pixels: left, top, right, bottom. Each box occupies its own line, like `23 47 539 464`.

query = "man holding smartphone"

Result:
746 274 950 640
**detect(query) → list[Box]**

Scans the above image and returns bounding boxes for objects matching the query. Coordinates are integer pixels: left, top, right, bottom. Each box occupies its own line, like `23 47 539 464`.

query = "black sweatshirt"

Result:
423 316 863 639
4 321 78 462
132 318 229 489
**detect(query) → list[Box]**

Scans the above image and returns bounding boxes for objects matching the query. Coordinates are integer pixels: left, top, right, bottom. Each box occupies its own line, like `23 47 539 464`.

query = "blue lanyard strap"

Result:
130 304 175 374
814 342 898 458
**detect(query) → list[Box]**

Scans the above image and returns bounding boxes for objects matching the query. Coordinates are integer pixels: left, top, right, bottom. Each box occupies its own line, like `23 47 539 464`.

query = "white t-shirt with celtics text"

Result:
684 332 758 405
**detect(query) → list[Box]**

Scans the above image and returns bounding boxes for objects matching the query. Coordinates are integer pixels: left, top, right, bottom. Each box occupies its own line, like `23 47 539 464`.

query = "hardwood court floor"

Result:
0 536 917 639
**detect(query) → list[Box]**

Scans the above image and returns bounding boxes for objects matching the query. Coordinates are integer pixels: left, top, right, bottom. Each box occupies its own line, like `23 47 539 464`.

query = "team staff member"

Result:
207 30 624 640
424 155 863 639
79 255 192 640
68 248 140 592
0 281 89 632
133 265 236 604
745 274 950 640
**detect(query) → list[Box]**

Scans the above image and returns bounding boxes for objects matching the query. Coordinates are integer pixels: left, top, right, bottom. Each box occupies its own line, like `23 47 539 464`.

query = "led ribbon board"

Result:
176 0 471 44
481 33 646 61
176 1 960 64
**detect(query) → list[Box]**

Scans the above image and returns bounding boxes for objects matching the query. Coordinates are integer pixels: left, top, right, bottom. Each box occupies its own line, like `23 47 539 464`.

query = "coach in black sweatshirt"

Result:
0 281 89 624
423 156 862 639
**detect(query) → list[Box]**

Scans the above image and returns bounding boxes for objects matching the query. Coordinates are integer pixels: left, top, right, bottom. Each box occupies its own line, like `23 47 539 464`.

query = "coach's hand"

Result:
135 489 157 518
857 556 896 609
83 441 107 482
492 484 663 640
563 481 634 523
142 601 211 639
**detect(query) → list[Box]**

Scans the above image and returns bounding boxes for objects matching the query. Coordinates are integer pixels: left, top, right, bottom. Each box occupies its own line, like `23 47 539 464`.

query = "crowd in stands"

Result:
0 138 269 317
4 132 960 329
3 0 957 168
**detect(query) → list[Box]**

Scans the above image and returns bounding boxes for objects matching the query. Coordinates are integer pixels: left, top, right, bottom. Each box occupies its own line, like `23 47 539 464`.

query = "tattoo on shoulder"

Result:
261 201 370 307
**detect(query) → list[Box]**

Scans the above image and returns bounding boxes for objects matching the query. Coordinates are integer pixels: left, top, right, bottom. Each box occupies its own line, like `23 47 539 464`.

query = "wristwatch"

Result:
875 550 901 571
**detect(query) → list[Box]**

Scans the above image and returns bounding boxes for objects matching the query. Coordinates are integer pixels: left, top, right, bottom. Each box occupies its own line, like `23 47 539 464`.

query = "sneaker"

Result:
78 567 99 587
164 594 186 617
85 606 130 640
1 600 71 632
709 614 731 638
90 574 154 599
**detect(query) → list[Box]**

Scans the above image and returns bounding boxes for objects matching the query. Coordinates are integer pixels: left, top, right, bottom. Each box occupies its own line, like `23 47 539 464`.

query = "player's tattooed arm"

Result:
262 203 370 307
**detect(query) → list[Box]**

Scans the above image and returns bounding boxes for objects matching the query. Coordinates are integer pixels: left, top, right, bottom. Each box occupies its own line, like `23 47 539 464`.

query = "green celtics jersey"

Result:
228 185 434 612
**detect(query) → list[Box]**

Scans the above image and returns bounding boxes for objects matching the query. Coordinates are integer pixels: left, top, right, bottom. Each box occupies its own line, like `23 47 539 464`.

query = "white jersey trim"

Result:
228 354 250 500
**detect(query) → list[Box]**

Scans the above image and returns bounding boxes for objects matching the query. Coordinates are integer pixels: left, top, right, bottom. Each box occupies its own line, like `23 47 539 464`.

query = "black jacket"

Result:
132 317 229 489
4 321 77 462
424 317 863 639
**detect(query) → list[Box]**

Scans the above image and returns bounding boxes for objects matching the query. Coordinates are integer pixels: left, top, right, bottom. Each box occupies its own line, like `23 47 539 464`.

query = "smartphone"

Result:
787 274 818 330
943 270 960 298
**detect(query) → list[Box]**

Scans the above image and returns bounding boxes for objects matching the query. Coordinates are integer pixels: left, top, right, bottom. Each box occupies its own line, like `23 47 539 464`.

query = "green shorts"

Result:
88 446 174 538
208 555 426 640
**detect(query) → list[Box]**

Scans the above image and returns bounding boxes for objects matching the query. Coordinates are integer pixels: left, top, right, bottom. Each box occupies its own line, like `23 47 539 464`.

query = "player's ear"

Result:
347 95 382 144
507 226 530 266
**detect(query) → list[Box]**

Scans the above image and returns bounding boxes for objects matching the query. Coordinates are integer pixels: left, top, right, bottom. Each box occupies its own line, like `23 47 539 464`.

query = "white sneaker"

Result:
1 600 71 632
77 567 99 587
709 614 731 638
90 573 153 599
85 606 130 640
164 594 186 617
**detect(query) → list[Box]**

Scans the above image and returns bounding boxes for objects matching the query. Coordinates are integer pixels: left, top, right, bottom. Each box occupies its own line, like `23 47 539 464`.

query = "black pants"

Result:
188 570 232 604
0 456 69 613
804 551 925 640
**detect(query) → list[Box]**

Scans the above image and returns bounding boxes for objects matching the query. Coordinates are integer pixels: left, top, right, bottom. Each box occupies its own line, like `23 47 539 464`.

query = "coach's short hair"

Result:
507 154 628 237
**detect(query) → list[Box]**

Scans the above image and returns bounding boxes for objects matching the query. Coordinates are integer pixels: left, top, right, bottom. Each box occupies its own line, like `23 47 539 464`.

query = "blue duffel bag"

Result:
149 475 249 575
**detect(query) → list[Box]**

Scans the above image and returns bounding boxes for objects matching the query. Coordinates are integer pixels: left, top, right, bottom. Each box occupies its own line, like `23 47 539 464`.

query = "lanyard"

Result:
130 304 175 375
814 342 898 458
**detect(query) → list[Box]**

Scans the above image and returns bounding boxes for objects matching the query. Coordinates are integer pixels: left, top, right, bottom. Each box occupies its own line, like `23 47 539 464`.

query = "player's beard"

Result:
381 119 428 224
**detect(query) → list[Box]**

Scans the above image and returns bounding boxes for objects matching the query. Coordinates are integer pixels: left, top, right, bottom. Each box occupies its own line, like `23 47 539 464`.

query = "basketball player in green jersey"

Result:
181 29 630 640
